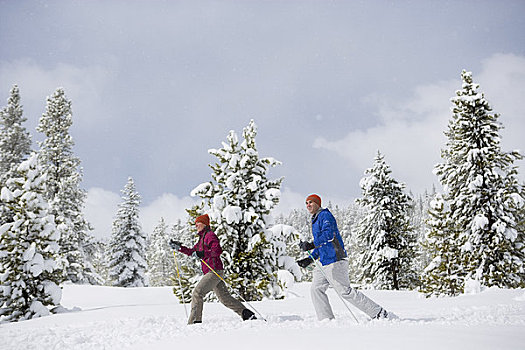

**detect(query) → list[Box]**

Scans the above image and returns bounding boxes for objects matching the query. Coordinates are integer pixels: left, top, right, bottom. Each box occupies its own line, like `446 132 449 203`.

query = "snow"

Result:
471 214 488 232
464 279 482 295
1 186 14 202
222 205 242 224
1 284 524 349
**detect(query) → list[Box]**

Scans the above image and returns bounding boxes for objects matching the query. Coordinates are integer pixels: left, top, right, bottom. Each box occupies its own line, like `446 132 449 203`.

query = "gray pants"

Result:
311 259 382 320
188 270 246 324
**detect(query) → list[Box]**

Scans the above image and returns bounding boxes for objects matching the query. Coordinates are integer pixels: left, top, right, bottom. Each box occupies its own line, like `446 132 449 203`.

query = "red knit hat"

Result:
195 214 210 226
306 194 321 207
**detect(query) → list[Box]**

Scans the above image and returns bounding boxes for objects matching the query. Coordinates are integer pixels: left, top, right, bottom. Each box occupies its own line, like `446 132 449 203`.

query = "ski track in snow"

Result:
1 285 524 350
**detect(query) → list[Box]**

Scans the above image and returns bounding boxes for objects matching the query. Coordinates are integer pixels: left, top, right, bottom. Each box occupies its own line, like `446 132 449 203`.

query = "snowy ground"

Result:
1 282 524 350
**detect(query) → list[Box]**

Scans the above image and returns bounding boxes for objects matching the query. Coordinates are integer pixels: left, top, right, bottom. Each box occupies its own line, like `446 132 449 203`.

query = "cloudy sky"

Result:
1 0 525 239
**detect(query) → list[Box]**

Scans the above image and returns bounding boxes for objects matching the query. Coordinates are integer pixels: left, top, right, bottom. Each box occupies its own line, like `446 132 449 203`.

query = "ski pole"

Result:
307 251 359 324
173 251 188 318
199 258 267 322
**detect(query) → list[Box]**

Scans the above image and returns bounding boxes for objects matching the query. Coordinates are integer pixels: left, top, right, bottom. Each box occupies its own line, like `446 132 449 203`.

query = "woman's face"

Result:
196 222 206 232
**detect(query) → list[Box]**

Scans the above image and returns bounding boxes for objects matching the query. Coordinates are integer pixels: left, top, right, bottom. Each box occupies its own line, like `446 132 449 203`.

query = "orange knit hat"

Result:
195 214 210 226
306 194 321 207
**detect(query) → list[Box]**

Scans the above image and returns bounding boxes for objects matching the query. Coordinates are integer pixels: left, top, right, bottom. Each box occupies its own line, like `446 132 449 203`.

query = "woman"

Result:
170 214 256 324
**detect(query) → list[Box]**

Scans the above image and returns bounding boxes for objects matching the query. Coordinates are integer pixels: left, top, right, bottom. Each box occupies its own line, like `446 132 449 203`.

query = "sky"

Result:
1 0 525 239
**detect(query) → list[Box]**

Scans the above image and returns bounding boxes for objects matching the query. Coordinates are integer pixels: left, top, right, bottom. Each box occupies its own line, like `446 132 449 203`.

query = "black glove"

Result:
297 257 313 268
299 241 315 251
192 251 204 259
169 239 182 251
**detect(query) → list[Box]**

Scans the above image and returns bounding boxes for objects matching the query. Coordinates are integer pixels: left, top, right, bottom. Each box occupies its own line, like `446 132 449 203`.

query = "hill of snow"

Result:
1 283 524 349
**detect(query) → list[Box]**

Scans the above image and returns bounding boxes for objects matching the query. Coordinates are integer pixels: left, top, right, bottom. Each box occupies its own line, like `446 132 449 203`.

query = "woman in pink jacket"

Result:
170 214 256 324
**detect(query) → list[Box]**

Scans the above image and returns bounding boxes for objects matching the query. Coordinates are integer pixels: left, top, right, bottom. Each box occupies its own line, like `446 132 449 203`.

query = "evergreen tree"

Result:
408 190 434 289
108 177 148 287
147 218 176 287
0 154 64 322
432 70 525 290
277 208 315 281
344 203 367 285
88 238 111 286
266 223 303 281
0 85 32 187
191 120 283 300
36 88 97 284
421 193 465 296
355 151 416 290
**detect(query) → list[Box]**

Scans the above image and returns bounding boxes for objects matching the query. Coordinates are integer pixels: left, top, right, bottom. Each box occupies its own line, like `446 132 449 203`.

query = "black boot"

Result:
242 308 256 321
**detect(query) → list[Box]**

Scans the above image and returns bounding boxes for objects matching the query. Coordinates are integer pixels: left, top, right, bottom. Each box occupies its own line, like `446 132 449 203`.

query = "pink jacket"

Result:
179 227 224 275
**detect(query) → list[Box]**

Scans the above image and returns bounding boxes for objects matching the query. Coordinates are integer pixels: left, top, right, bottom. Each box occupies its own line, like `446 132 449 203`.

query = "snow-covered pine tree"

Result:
147 218 176 287
0 154 64 322
344 203 368 285
191 120 283 300
108 177 148 287
432 70 525 290
420 193 465 296
275 208 313 281
36 88 98 284
407 190 434 289
0 85 32 187
266 224 303 282
0 85 32 233
355 151 417 290
87 238 111 286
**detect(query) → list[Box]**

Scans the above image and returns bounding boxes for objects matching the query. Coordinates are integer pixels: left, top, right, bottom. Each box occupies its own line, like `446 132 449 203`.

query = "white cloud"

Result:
84 187 121 240
313 53 525 195
140 193 197 236
477 53 525 154
0 58 116 129
84 188 197 240
272 187 306 217
271 187 353 220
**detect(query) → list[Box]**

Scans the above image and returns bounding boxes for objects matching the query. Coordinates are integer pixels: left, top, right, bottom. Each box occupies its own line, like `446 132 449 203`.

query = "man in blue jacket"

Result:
297 194 395 321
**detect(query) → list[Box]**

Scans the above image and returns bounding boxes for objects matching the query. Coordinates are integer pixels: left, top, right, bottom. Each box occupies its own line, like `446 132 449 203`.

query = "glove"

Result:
169 239 182 251
192 251 205 259
297 257 313 268
299 241 315 251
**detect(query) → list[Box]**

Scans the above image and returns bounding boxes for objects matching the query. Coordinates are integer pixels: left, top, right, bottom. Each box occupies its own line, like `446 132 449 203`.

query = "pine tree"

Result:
147 218 176 287
88 238 111 286
355 151 417 290
0 85 32 187
266 223 303 281
432 70 525 290
0 154 64 322
36 88 97 284
421 193 465 296
108 177 148 287
191 120 283 300
408 190 434 289
343 203 367 285
277 208 315 282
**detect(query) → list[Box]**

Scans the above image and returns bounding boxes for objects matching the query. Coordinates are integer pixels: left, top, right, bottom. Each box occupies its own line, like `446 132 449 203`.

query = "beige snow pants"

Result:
188 270 246 324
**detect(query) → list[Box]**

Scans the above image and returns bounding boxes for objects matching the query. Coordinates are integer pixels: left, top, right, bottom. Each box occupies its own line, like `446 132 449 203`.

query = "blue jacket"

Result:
310 208 347 266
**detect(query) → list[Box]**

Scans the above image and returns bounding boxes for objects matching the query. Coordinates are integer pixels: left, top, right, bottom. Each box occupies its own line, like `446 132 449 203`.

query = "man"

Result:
297 194 395 321
170 214 256 324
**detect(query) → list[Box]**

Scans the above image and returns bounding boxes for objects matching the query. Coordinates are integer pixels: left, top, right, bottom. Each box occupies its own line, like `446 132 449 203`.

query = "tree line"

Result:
1 69 524 323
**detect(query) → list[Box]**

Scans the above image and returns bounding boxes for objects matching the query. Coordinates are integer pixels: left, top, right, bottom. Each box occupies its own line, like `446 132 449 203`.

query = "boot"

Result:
242 308 256 321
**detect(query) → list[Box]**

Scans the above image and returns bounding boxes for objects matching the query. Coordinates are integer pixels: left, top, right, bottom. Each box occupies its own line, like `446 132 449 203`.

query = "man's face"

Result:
306 199 319 215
